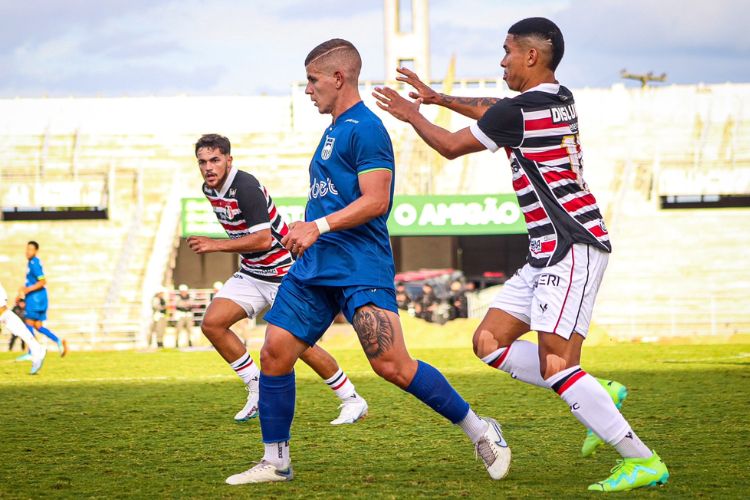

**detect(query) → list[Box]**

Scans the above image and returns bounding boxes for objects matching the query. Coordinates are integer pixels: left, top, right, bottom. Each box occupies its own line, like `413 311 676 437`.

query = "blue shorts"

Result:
25 309 47 321
265 274 398 345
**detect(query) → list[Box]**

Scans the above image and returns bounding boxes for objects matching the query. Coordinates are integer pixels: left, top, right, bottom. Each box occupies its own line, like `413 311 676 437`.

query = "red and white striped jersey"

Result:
203 167 292 282
470 83 611 268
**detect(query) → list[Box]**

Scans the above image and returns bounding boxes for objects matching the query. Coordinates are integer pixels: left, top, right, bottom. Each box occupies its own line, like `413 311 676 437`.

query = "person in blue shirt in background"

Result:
21 241 68 357
224 38 510 486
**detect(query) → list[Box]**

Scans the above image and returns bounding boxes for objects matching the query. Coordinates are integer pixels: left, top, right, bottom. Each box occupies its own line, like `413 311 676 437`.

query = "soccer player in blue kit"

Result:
225 39 510 485
21 241 68 357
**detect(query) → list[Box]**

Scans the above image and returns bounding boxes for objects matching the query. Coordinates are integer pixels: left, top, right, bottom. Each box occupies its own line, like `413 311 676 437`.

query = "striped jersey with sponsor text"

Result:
202 167 292 283
469 82 611 268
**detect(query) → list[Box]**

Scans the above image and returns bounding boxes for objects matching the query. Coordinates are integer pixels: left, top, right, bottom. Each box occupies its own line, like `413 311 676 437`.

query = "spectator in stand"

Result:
417 283 439 322
395 283 410 311
8 298 28 352
174 284 194 348
449 280 469 320
148 289 168 348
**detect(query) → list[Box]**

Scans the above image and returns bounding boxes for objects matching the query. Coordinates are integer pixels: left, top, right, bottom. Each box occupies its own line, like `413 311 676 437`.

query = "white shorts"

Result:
213 273 280 318
490 243 609 339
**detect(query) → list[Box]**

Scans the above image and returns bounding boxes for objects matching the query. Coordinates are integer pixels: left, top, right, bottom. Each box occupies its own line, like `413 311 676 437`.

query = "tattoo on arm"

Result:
352 307 394 359
441 95 500 107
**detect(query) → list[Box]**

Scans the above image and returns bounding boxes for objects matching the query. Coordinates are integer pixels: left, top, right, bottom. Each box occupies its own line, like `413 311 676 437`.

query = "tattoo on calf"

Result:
353 307 394 359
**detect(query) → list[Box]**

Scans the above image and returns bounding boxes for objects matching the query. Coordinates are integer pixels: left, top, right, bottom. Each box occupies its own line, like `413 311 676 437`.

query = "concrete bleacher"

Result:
0 164 179 350
1 82 749 347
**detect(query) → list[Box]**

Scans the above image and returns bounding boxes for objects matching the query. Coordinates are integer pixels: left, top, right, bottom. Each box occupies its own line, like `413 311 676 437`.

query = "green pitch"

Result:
1 342 748 498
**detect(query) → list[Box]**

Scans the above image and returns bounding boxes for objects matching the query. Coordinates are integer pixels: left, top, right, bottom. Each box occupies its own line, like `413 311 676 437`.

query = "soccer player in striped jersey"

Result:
374 17 668 493
188 134 367 426
0 282 45 374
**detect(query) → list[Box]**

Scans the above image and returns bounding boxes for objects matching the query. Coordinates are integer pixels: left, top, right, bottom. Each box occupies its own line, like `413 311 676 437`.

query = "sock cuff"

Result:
481 346 510 368
259 371 295 391
546 365 587 395
405 360 431 393
324 368 345 386
230 352 251 369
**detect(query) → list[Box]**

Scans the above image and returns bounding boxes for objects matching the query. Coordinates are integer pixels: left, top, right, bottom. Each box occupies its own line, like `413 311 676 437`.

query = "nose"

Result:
305 83 313 95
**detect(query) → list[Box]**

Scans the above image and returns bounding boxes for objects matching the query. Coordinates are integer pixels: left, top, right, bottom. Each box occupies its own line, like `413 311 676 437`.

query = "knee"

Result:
472 327 502 359
371 359 410 388
260 340 294 375
200 315 222 339
539 353 570 380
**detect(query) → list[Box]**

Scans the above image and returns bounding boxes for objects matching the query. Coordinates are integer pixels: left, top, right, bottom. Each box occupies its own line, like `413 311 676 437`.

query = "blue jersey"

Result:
289 101 396 288
25 256 48 311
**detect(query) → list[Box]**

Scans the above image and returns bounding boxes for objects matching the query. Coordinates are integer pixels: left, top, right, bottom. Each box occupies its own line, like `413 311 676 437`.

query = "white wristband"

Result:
314 217 330 235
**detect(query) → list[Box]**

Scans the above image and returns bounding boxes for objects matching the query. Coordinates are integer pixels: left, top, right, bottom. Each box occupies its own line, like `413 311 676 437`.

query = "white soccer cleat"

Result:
234 386 259 422
475 417 511 480
330 394 368 425
225 460 294 484
30 348 46 375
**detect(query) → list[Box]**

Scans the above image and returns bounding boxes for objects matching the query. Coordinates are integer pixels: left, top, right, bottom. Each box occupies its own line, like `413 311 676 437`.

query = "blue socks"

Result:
36 326 60 343
259 371 296 444
405 360 470 424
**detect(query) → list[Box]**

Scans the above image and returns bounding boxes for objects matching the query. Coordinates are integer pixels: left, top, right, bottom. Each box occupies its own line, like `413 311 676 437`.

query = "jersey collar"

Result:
216 166 238 198
331 100 364 127
523 82 560 94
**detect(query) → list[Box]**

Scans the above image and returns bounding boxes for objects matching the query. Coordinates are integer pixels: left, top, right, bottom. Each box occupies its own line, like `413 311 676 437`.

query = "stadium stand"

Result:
1 82 748 348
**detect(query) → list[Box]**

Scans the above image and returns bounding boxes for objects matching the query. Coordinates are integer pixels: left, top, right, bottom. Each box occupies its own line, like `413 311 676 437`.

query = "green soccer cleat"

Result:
581 379 628 457
588 451 669 492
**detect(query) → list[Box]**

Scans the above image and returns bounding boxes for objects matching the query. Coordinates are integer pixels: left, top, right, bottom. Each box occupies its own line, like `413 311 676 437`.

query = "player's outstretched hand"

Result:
187 236 218 254
281 221 319 258
395 67 440 105
372 86 421 122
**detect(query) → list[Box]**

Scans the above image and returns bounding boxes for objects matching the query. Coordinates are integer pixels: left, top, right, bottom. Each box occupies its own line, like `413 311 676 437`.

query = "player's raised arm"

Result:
373 86 485 160
396 67 500 120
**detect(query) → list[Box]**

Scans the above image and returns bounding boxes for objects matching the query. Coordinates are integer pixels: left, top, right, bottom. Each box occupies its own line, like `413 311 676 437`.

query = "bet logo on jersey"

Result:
321 136 335 160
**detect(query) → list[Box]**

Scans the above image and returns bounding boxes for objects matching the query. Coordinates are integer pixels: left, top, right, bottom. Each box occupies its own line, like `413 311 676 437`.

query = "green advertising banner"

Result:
182 193 526 238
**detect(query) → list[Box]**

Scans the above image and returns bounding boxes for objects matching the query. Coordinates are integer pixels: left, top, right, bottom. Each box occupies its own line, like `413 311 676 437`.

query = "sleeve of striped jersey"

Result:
471 100 524 151
235 180 271 233
352 121 395 175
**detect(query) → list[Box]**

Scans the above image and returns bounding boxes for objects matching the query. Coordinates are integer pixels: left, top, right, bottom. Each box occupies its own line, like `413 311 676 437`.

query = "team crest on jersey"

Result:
321 136 335 160
530 239 542 254
224 206 240 219
228 188 237 197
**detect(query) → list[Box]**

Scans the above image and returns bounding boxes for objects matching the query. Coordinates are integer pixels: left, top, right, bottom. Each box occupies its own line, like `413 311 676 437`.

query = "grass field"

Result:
1 338 749 498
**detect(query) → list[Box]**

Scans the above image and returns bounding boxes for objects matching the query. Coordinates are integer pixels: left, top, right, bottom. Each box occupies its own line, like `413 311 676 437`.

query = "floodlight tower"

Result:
384 0 430 83
620 69 667 88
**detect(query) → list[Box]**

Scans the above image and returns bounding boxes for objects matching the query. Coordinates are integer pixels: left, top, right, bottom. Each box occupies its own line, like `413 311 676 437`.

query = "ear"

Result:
527 47 538 67
334 70 345 89
227 155 233 165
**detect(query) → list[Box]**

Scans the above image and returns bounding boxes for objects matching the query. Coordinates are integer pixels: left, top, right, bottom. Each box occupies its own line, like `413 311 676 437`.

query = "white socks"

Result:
456 409 489 444
230 352 260 389
324 368 357 401
0 309 44 359
481 340 547 388
546 365 651 459
263 441 290 469
613 431 652 459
